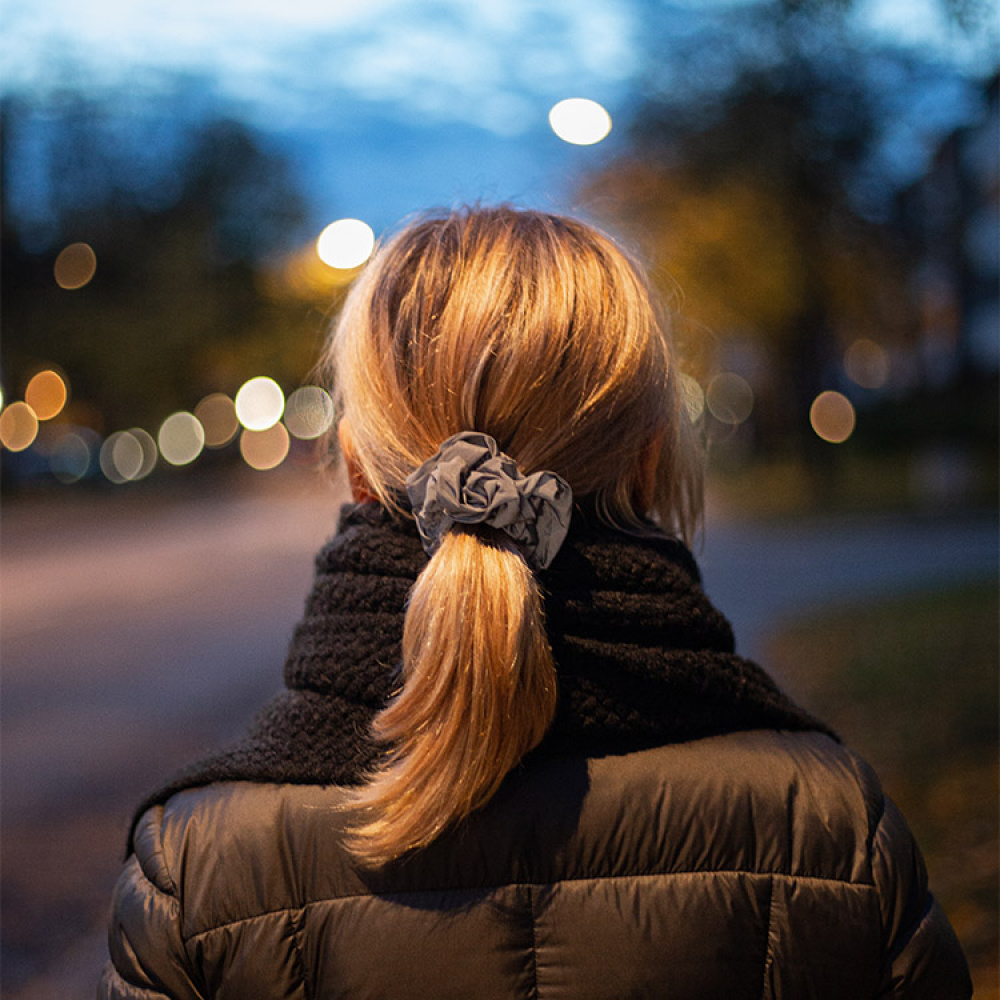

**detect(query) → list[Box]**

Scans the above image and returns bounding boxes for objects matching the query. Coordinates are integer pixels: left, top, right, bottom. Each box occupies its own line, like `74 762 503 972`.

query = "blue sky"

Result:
1 0 636 132
1 0 994 235
2 0 992 122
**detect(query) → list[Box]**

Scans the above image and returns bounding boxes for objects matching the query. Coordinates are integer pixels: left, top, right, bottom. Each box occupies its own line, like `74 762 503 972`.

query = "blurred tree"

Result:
585 0 989 460
1 91 326 432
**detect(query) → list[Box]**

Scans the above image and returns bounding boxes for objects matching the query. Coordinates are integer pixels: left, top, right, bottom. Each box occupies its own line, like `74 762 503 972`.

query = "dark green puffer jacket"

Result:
101 732 970 999
99 506 971 998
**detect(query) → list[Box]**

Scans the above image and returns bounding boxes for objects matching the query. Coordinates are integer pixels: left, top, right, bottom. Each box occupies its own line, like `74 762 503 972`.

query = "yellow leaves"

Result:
587 161 806 340
648 177 805 338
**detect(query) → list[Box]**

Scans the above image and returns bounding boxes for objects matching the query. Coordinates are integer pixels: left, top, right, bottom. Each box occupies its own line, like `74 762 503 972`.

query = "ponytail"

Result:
344 528 557 866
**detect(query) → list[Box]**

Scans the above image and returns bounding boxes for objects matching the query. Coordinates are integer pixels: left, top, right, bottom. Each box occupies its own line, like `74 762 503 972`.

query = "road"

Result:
698 510 998 666
2 472 995 998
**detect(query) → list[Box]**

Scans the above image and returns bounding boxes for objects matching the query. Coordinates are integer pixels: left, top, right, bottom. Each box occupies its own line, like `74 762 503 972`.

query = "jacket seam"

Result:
869 789 892 959
887 891 936 964
843 749 887 861
132 857 180 908
138 805 180 898
181 870 877 943
527 884 540 1000
759 874 775 1000
288 906 312 1000
868 789 889 867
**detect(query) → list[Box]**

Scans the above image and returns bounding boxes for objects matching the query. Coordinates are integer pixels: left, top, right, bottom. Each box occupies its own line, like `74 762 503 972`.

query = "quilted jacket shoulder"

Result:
100 729 972 1000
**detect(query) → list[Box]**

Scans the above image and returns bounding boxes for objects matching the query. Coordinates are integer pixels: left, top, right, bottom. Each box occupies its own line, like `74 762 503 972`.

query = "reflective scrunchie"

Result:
405 431 573 570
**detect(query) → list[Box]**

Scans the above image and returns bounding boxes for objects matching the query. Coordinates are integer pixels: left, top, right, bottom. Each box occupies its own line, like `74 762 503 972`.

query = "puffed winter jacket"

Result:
100 507 971 998
100 729 971 999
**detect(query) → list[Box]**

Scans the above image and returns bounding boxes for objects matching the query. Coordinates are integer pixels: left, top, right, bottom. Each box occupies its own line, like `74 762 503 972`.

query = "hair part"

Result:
324 205 703 865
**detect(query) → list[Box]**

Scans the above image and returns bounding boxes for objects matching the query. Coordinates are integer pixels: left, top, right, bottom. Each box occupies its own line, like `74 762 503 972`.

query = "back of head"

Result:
324 205 702 865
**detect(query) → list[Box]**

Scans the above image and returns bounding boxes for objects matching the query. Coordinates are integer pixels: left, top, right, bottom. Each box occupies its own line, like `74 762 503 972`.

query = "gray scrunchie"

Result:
405 432 573 570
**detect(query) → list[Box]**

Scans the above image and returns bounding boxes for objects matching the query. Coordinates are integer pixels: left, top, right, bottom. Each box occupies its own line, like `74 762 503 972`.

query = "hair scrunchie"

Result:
405 431 573 570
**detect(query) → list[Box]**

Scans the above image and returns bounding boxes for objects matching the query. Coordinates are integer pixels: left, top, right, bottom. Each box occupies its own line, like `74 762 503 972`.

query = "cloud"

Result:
0 0 636 135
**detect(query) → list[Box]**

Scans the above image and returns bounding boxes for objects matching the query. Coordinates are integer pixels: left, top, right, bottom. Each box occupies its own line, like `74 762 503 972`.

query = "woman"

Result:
101 206 971 998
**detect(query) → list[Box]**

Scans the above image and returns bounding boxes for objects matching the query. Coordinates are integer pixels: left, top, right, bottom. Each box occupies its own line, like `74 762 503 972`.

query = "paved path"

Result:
1 475 995 997
698 511 998 664
2 473 344 998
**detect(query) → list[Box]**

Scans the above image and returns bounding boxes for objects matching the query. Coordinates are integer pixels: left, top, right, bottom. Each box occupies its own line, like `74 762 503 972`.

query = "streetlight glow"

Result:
317 219 375 269
548 98 612 145
235 377 285 431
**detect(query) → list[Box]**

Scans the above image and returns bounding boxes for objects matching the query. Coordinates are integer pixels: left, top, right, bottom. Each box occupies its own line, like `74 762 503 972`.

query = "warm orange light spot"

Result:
0 402 39 451
844 338 889 390
25 369 68 420
810 391 856 444
54 243 97 290
194 393 240 447
240 423 290 470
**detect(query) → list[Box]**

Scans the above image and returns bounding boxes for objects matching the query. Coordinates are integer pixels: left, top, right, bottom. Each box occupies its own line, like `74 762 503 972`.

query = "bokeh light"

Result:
234 377 285 431
317 219 375 269
114 432 145 481
844 338 890 390
49 430 95 483
810 391 856 444
100 432 137 484
0 402 39 451
678 373 705 423
194 393 239 447
128 427 158 480
548 98 612 145
240 422 290 471
100 429 156 483
705 372 755 425
284 386 335 440
54 242 98 290
24 369 69 421
157 411 205 466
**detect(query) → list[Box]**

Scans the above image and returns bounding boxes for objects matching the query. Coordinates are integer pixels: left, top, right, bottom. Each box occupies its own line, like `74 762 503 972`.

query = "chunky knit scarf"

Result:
131 502 832 842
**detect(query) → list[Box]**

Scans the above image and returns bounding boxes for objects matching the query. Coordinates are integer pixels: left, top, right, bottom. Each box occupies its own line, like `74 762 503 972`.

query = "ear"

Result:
338 419 378 504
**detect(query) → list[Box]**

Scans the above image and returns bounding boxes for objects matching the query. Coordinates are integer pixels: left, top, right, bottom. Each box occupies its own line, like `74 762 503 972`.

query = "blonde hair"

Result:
324 205 702 866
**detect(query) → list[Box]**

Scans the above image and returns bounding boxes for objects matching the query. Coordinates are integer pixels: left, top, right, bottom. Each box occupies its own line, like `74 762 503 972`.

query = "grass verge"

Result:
767 580 999 997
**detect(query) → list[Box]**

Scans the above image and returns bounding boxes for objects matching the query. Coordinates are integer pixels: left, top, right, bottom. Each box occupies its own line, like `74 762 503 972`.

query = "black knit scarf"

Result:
131 502 833 842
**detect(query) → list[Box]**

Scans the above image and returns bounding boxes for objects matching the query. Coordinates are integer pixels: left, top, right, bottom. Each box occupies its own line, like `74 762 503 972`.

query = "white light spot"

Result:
317 218 375 269
157 411 205 466
100 432 131 484
706 373 754 426
128 427 159 480
235 376 285 431
112 431 145 481
284 386 335 440
548 98 612 145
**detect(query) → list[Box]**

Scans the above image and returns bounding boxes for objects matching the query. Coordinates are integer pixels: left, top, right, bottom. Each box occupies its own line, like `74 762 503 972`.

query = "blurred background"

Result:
1 0 997 996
